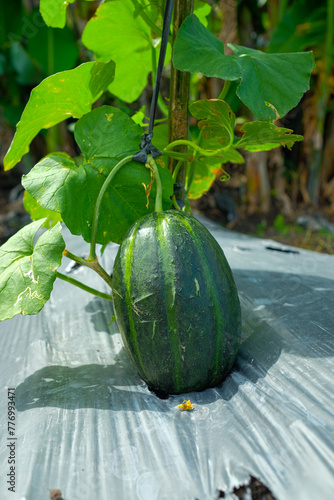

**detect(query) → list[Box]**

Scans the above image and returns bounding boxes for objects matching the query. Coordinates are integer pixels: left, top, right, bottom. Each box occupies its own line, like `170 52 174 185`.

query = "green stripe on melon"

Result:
112 210 242 394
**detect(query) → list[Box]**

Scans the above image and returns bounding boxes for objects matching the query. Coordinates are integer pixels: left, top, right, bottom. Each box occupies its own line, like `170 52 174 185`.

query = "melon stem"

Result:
89 155 133 260
147 155 163 212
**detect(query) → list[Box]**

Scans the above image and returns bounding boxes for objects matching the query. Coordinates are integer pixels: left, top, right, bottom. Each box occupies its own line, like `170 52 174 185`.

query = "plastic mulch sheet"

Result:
1 216 334 500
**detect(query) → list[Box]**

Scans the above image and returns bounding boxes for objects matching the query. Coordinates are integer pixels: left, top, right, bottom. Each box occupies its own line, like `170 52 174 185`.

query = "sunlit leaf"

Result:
4 60 115 171
0 220 65 321
40 0 76 28
173 14 314 120
82 0 153 102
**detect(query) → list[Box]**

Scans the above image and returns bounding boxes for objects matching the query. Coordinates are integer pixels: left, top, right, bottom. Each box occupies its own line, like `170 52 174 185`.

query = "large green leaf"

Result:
22 107 173 245
234 122 304 152
4 60 115 171
82 0 153 102
173 14 314 120
39 0 75 28
0 220 65 321
228 44 315 121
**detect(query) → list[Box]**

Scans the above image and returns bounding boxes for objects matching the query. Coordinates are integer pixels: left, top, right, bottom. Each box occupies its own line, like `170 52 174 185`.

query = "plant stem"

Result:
218 80 231 101
89 155 133 260
172 159 184 182
163 150 192 160
168 0 194 200
166 139 231 157
56 272 113 301
146 155 163 212
137 0 172 42
63 249 113 289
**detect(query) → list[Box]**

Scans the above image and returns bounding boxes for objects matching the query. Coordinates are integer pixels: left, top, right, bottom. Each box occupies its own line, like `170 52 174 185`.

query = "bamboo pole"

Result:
168 0 194 203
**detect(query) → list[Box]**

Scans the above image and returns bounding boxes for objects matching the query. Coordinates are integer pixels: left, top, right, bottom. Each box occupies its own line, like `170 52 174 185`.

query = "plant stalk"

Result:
56 272 113 301
89 155 133 260
147 155 163 212
168 0 194 202
63 249 113 289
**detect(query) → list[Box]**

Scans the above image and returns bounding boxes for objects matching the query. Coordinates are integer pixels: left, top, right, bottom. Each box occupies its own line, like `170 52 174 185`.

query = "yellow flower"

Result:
178 400 194 411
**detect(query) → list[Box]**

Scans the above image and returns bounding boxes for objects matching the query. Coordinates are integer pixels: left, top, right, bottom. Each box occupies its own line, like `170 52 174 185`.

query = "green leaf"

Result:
40 0 75 28
193 1 212 27
228 43 315 120
22 106 173 245
173 14 239 80
173 14 315 120
23 191 63 228
82 0 153 102
4 60 115 171
189 99 235 148
131 106 148 127
0 220 65 321
234 122 304 152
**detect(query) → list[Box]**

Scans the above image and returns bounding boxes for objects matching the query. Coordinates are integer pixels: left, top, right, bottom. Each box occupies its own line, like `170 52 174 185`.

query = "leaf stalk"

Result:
56 272 113 301
63 249 113 289
89 155 133 260
146 155 163 212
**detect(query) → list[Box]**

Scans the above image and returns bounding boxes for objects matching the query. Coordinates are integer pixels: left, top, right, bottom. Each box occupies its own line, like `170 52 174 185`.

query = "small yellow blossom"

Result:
178 400 194 411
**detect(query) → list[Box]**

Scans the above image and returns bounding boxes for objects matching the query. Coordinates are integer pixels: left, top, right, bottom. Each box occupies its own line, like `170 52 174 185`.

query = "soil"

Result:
217 475 277 499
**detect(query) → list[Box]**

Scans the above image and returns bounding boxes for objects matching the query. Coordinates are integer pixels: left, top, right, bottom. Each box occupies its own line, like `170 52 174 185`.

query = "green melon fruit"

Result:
112 210 241 394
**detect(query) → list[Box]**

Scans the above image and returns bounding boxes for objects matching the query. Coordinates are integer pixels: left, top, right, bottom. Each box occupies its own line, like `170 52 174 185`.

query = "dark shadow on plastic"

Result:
15 346 163 412
84 297 115 334
214 269 334 401
16 270 334 410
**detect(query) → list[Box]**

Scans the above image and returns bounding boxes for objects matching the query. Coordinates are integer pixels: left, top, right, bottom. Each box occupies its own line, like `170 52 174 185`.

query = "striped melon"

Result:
112 210 241 394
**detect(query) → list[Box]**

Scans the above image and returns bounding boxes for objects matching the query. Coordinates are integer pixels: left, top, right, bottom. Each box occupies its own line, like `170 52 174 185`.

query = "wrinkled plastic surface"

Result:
1 216 334 500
